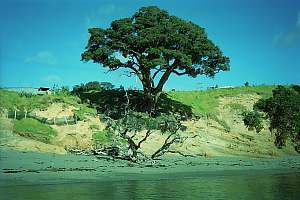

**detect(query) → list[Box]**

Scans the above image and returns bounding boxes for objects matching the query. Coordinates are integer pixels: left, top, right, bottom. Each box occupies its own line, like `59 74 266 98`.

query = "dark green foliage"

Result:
100 82 114 90
242 111 264 133
60 86 70 94
72 81 114 96
243 85 300 152
106 112 187 134
74 89 193 119
82 6 230 111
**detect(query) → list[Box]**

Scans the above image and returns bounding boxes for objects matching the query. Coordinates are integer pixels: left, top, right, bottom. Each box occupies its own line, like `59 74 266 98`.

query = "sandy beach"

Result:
1 147 299 187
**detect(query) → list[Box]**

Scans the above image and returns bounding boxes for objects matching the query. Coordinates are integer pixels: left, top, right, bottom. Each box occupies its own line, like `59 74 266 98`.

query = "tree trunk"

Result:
142 88 162 115
140 66 173 114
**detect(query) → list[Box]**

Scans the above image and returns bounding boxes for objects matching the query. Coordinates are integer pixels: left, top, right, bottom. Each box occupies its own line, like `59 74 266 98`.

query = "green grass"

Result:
167 85 276 116
1 85 277 121
89 124 100 130
0 89 80 111
74 104 97 120
225 103 247 113
92 130 113 144
13 118 57 143
0 89 96 120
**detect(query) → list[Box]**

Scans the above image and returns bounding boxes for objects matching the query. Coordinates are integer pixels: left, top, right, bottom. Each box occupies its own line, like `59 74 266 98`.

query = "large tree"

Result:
82 6 230 112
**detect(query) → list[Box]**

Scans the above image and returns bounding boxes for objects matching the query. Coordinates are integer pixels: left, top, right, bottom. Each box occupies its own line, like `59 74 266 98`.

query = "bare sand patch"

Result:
32 103 75 119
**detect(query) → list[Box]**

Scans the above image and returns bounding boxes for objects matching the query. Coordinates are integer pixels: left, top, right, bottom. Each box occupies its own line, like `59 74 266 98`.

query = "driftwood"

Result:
167 150 196 157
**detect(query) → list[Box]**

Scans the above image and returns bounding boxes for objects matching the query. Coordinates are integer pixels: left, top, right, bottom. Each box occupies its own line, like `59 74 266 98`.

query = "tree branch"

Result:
151 128 181 159
154 66 174 94
172 69 189 76
137 129 152 149
152 67 164 80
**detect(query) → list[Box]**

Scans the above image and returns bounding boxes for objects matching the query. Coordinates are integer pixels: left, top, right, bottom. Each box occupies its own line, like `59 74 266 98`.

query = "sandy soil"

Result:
51 116 105 150
0 94 298 158
32 103 75 119
0 147 299 186
135 94 297 157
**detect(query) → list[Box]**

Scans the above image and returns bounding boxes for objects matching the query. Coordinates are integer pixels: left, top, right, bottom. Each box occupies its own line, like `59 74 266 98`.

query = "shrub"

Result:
92 130 113 144
72 81 114 96
242 111 264 133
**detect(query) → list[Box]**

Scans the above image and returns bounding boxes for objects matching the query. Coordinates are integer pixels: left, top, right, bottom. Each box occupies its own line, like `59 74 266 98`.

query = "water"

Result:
1 171 300 200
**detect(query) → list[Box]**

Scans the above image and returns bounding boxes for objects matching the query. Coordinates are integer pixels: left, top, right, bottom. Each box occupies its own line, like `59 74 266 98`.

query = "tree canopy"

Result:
82 6 230 111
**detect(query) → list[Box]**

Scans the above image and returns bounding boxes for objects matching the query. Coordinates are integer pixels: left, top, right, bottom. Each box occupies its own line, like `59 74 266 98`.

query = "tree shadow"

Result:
75 89 193 119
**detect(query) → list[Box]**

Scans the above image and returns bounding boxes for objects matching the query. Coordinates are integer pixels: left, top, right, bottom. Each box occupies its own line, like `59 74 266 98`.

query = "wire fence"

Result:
2 110 77 126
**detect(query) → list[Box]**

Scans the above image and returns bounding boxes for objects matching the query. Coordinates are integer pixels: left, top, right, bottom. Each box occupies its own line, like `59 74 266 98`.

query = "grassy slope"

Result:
167 85 275 116
13 118 57 143
0 89 99 152
2 85 296 157
0 89 96 118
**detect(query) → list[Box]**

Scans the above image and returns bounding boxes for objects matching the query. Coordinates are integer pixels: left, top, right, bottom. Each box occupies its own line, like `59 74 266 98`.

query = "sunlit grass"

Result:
13 118 57 143
167 85 276 116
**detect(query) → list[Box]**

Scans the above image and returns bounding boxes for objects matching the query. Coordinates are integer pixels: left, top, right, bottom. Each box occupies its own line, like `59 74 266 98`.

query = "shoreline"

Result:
1 147 300 186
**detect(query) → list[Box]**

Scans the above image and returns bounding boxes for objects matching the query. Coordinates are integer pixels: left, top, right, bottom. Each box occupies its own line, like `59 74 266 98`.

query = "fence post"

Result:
25 110 27 119
14 110 17 120
64 116 68 125
54 117 56 125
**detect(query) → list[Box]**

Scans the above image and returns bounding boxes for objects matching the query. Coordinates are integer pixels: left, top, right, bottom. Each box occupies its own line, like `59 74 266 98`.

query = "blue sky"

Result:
0 0 299 90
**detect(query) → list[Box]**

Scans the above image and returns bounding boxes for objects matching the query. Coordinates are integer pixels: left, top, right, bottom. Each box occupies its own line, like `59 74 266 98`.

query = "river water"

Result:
1 171 300 200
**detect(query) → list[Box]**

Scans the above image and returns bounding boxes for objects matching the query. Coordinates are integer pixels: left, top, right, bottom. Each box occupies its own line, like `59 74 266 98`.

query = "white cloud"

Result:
273 12 300 46
24 51 57 65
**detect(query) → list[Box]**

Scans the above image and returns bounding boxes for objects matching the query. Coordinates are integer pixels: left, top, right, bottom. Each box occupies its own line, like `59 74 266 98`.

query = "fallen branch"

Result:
167 150 196 157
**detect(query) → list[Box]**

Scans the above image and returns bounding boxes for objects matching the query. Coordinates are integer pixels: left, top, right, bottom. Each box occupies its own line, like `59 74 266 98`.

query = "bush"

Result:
242 111 264 133
243 85 300 151
72 81 114 96
13 118 57 143
92 130 113 144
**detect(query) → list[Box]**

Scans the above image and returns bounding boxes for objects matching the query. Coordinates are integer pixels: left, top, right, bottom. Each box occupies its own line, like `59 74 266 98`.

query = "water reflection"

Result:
1 172 300 200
